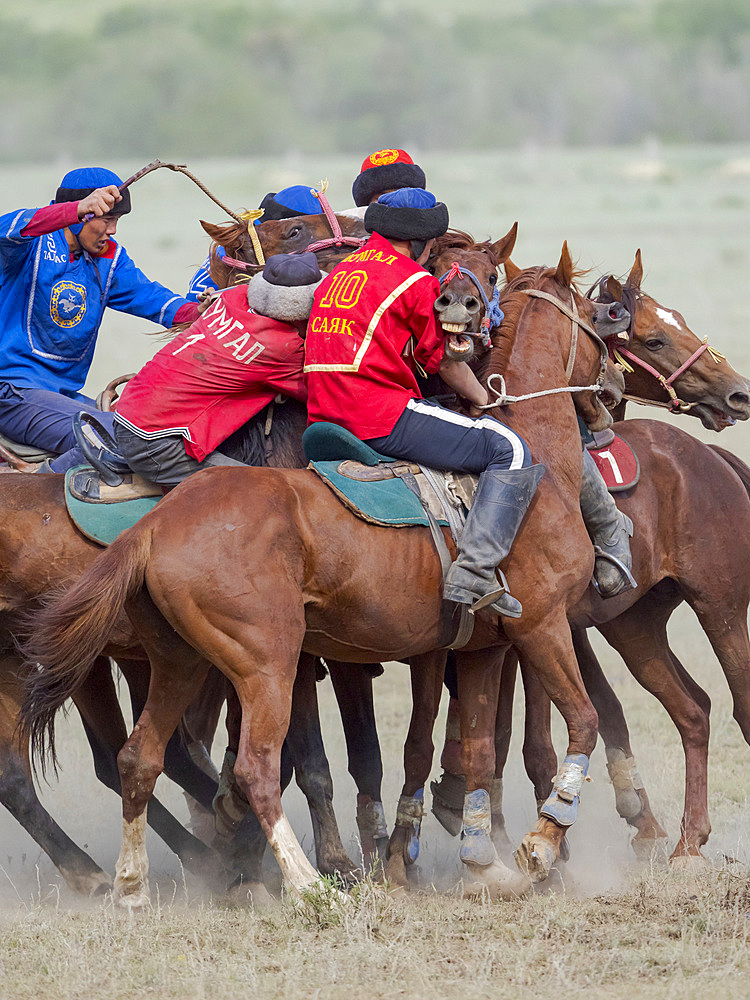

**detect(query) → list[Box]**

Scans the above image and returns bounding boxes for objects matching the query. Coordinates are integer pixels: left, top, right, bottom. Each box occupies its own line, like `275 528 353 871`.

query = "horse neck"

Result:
485 289 592 485
221 399 308 469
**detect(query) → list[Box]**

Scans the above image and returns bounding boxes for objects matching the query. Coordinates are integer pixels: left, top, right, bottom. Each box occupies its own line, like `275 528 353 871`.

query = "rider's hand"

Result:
196 290 218 315
77 186 122 219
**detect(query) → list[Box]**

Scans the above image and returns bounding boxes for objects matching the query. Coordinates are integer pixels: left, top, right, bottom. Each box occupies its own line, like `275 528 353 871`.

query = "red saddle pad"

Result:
588 434 640 492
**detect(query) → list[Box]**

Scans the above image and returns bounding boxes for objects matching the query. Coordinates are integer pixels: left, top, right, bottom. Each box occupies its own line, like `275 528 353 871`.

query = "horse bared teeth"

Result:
441 322 467 333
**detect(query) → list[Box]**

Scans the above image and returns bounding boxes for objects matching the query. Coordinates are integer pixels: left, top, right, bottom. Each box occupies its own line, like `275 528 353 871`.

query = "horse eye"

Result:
285 226 301 239
488 273 497 285
645 338 664 351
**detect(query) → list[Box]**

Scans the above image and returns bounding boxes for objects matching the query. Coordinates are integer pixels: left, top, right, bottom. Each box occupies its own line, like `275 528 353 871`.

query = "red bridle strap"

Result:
613 340 711 411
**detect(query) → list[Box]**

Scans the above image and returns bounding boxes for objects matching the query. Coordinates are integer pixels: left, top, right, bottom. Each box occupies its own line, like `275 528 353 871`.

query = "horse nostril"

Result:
435 293 453 311
728 391 750 410
463 296 481 314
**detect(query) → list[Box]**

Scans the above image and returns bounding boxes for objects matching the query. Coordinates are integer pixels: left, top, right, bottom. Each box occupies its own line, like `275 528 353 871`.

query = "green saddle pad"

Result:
64 465 160 546
309 460 448 528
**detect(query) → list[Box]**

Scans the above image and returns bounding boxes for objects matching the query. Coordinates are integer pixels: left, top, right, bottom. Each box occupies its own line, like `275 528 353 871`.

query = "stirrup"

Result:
468 568 523 618
72 412 131 487
591 546 637 597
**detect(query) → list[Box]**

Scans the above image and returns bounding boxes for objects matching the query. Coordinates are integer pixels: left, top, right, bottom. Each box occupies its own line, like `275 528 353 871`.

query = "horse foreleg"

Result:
510 621 599 884
491 651 518 850
327 660 388 868
180 667 226 841
285 654 357 881
573 628 668 852
690 602 750 746
384 650 446 889
598 601 711 864
455 646 531 898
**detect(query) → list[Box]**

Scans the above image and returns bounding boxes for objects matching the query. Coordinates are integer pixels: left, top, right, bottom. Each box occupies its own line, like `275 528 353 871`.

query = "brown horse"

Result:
21 242 617 907
395 248 750 875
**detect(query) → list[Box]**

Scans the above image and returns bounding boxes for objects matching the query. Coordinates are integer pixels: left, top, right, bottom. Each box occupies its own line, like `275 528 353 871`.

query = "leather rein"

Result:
587 274 726 413
473 284 609 409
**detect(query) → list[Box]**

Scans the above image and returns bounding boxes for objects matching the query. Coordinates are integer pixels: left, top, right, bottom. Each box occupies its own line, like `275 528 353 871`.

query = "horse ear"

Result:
605 275 624 301
504 258 522 281
627 249 643 290
200 220 244 251
489 222 518 266
554 242 574 287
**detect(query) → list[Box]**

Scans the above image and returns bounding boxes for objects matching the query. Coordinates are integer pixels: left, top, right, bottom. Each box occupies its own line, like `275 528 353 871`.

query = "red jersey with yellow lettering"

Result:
114 284 305 461
303 232 445 438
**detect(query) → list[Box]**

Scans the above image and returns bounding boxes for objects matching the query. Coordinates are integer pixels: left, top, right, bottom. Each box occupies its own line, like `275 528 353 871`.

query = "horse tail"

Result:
21 525 153 776
708 444 750 500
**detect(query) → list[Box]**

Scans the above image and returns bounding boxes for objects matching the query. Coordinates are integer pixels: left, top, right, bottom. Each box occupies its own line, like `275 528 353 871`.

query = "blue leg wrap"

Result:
396 789 424 864
539 753 589 827
459 788 496 866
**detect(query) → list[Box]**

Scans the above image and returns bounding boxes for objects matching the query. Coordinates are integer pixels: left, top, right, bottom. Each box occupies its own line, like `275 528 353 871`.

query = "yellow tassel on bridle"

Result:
239 208 266 266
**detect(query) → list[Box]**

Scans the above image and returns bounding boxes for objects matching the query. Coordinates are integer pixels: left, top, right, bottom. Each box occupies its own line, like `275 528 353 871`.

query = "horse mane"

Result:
433 229 499 258
221 398 307 468
478 262 591 380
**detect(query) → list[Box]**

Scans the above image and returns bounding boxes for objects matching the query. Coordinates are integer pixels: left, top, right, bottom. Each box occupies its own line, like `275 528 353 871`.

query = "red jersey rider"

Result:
305 187 542 619
113 253 323 487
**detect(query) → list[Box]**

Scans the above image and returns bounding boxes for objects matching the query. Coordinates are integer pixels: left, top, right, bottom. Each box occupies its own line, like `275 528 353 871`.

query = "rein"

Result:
474 286 608 410
437 262 505 348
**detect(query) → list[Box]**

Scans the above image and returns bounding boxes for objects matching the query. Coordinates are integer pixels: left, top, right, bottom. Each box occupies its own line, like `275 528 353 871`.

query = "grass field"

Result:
1 144 750 998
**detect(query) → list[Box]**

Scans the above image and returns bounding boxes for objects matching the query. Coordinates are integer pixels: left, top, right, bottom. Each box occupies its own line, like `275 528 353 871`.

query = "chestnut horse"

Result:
393 248 750 876
22 243 618 907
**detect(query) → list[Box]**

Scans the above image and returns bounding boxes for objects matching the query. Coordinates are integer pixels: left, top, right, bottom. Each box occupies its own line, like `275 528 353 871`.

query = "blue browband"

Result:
437 262 505 347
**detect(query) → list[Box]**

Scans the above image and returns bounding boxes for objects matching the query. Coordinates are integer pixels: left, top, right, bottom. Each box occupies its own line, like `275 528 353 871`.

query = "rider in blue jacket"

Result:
0 165 199 472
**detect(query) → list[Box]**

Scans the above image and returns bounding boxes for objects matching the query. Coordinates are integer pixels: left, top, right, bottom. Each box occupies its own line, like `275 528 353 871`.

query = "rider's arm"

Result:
438 358 490 409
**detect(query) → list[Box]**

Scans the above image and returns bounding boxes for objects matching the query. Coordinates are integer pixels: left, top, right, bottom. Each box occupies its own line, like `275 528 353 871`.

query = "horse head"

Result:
594 250 750 430
496 243 624 433
429 223 518 362
201 213 368 288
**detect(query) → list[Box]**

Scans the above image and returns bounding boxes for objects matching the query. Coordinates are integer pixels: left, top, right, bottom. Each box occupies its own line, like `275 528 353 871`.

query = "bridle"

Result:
436 261 505 348
463 277 610 409
587 274 727 413
222 185 366 273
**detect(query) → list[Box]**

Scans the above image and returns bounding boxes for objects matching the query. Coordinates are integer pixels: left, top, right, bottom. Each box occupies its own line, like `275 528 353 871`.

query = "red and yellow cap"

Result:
352 148 426 207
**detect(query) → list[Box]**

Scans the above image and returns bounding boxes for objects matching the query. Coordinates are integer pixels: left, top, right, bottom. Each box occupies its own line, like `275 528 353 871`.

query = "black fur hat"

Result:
364 188 449 241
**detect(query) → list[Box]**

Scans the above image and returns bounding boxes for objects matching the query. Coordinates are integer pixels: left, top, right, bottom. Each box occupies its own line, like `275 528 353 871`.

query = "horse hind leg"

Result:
572 628 669 856
0 665 111 896
599 604 711 865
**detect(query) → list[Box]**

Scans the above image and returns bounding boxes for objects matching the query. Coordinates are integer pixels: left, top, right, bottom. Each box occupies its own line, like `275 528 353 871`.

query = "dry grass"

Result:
1 869 749 1000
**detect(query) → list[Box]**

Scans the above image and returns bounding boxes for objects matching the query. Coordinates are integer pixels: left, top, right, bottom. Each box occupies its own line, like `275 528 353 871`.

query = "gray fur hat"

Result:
246 252 324 323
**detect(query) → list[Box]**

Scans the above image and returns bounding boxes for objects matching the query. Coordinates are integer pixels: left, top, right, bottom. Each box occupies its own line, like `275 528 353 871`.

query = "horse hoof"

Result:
514 833 558 883
318 855 362 888
384 846 412 890
59 867 112 898
631 835 670 864
669 853 711 872
115 889 151 912
462 858 532 900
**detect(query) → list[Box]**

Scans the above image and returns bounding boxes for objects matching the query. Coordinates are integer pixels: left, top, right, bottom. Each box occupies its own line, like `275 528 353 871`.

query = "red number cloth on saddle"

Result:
587 433 640 492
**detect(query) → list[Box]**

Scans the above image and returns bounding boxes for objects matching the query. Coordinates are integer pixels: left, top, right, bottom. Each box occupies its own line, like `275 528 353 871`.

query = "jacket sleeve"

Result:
106 247 190 329
410 276 446 374
0 207 48 272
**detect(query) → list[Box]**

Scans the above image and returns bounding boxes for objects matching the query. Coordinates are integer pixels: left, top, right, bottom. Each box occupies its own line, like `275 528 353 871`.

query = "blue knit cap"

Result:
55 166 129 235
256 184 322 225
378 188 437 209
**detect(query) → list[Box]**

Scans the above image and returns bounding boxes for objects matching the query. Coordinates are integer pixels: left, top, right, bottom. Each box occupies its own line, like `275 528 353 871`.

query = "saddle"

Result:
303 423 477 649
585 428 640 492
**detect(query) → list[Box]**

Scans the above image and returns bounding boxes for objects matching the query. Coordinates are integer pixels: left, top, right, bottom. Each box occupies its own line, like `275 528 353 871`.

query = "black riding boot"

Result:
580 448 636 598
443 464 545 618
